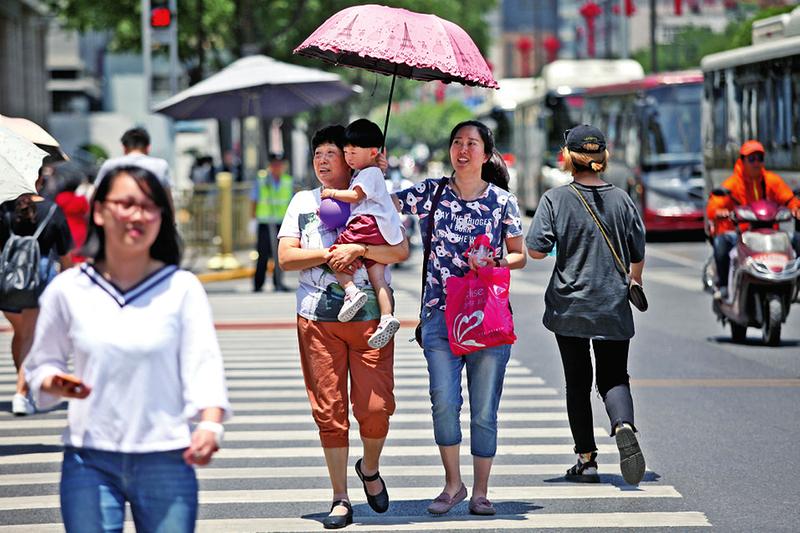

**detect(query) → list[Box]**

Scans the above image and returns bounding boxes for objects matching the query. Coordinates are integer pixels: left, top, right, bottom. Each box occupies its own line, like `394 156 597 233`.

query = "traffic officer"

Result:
251 153 293 292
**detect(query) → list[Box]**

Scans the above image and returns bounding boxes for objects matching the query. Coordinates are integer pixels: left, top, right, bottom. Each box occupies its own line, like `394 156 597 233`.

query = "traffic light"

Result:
151 1 172 28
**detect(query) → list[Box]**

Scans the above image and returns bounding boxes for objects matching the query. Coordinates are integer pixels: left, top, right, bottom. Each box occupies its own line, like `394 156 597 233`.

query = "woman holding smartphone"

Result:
24 165 230 532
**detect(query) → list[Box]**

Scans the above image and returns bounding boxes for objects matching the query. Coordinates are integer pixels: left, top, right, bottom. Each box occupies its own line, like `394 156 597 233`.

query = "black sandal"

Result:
322 499 353 529
355 458 389 513
565 451 600 483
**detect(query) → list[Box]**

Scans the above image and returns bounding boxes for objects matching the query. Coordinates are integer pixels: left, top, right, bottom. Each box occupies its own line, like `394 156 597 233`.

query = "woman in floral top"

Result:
395 121 526 516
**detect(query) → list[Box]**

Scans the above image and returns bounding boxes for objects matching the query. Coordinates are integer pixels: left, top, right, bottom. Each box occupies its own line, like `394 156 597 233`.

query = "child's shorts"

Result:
335 215 388 268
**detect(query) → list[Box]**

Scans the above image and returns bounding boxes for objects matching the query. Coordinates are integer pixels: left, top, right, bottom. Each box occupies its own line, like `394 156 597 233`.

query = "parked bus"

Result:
511 59 645 213
581 71 706 232
701 7 800 196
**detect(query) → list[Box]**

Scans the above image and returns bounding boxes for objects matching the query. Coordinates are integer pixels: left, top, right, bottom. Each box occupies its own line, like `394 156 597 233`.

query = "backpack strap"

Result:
419 177 448 316
32 204 58 241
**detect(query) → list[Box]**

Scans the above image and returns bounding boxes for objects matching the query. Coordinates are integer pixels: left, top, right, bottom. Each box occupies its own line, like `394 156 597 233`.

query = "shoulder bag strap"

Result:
568 184 628 279
32 204 58 241
419 178 448 314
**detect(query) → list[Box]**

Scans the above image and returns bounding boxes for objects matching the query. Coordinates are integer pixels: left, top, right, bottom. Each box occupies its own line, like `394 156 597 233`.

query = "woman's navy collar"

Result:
80 263 178 307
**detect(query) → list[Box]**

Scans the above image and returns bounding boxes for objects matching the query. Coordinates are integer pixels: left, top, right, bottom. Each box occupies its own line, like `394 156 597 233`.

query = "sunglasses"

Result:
743 153 764 163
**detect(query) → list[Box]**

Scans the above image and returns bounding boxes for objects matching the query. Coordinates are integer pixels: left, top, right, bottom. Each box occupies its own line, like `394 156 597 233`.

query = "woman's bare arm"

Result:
327 239 409 272
277 238 331 272
500 235 527 270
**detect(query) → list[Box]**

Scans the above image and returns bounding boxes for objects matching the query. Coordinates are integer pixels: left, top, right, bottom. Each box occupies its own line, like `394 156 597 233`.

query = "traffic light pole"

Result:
141 0 152 111
168 0 178 95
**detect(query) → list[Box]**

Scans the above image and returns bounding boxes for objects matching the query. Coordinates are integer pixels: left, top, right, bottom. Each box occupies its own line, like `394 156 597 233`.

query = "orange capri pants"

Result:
297 316 396 448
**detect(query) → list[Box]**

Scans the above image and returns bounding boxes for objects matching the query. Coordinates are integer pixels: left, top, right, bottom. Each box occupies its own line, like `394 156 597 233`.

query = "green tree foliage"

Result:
379 99 473 155
632 4 797 72
45 0 496 85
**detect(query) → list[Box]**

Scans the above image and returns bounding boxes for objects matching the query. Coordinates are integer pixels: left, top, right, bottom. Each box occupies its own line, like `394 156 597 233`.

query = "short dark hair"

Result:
83 165 181 265
268 152 285 162
311 125 346 151
120 128 150 151
344 119 384 149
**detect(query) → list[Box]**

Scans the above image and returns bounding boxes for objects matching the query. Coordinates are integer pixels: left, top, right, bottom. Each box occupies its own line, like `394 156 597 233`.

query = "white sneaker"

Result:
12 393 35 416
338 290 368 322
368 316 401 349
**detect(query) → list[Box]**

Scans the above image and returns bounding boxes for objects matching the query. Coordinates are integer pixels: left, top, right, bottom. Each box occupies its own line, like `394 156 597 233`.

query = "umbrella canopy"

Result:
0 125 48 204
294 4 498 89
153 55 356 120
0 115 69 162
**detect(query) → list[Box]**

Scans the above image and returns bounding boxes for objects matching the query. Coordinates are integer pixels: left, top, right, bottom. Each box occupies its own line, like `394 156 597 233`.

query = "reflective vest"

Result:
255 171 293 222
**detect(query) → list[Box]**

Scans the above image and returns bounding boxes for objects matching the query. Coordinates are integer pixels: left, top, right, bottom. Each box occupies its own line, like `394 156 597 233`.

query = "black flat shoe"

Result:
322 499 353 529
355 458 389 513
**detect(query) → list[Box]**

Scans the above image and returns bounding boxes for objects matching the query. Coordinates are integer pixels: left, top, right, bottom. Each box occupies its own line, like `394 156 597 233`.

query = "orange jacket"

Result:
706 159 800 236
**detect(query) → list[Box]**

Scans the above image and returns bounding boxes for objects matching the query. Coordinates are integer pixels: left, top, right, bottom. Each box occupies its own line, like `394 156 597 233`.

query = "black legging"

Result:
555 334 635 454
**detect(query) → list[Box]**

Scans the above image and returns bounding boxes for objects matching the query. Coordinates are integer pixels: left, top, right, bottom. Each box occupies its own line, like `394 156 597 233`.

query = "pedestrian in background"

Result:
54 171 89 263
0 171 72 416
526 125 647 486
24 165 230 532
277 125 408 529
95 127 174 206
394 120 526 516
251 152 293 292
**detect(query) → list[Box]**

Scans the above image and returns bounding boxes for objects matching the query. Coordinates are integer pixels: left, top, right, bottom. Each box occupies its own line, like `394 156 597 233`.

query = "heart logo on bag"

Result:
454 310 484 344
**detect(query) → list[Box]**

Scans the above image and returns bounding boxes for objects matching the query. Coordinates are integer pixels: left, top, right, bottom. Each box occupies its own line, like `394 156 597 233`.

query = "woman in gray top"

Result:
526 125 646 486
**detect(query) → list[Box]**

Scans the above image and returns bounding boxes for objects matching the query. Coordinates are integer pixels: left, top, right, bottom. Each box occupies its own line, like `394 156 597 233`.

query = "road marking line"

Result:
0 462 623 486
0 425 598 446
0 485 683 511
0 444 620 465
223 366 532 378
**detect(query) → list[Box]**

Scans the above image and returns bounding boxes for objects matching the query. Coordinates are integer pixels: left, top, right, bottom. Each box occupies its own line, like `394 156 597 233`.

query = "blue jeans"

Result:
421 308 511 457
60 447 198 533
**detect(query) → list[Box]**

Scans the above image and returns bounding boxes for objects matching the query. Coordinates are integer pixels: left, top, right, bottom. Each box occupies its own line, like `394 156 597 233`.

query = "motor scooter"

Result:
702 194 800 345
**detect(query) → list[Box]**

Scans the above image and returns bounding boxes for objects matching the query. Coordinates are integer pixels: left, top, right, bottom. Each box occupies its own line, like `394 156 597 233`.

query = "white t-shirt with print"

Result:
349 167 404 245
278 188 391 322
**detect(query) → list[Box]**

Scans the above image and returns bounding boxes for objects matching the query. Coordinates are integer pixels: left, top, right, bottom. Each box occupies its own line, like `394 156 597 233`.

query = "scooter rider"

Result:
706 140 800 299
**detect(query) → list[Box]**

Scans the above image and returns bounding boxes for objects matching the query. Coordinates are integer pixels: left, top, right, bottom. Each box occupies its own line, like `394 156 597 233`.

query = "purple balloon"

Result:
319 197 350 229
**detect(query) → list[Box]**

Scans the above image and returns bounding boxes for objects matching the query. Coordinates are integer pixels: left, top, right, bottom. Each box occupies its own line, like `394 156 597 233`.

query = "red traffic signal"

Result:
151 7 172 28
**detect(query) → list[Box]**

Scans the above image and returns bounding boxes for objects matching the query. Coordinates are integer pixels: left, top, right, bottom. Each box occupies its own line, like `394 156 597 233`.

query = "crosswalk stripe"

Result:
0 485 683 511
223 366 533 378
0 426 603 446
224 386 561 399
0 444 622 465
228 398 565 411
0 512 713 531
0 463 624 486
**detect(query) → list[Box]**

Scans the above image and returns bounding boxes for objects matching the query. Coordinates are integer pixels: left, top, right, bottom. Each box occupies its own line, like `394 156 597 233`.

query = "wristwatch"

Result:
493 257 502 267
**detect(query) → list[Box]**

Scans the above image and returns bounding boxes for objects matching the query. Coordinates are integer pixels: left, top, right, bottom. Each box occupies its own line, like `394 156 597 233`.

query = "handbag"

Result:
413 178 448 348
569 184 648 312
444 236 516 355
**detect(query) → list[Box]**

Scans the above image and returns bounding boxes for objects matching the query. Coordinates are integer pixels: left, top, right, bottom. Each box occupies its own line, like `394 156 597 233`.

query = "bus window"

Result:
642 84 702 165
711 73 727 149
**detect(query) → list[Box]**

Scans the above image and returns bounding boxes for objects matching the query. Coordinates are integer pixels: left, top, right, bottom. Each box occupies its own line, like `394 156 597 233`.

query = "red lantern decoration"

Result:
543 36 560 64
580 2 603 58
516 36 533 77
674 0 682 16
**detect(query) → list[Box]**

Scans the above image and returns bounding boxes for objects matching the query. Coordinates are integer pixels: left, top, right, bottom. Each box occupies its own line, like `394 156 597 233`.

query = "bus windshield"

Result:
642 84 702 165
546 94 584 153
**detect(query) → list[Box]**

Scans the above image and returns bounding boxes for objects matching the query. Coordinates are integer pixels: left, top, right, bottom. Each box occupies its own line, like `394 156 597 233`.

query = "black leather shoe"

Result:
322 499 352 529
355 458 389 513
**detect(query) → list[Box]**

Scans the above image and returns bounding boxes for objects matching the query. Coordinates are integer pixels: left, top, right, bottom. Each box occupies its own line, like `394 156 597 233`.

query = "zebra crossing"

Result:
0 319 711 531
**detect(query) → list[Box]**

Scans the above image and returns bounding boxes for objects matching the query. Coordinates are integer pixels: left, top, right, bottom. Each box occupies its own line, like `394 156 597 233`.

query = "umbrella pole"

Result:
381 70 397 151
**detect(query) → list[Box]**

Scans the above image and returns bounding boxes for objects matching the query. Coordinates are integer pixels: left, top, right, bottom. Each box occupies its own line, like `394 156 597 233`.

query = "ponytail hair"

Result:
482 149 510 191
562 145 609 175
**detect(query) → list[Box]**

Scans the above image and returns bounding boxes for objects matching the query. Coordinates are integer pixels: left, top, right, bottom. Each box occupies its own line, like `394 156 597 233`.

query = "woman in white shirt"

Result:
25 165 230 533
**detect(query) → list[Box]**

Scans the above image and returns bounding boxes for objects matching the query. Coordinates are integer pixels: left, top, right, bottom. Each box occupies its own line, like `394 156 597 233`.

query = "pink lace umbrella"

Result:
294 3 498 141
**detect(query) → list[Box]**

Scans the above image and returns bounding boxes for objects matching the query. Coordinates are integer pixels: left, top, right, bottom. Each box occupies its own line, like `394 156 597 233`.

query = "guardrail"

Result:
174 172 254 270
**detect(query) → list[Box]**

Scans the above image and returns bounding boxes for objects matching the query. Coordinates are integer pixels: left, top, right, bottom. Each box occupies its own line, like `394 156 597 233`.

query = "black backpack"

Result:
0 204 58 309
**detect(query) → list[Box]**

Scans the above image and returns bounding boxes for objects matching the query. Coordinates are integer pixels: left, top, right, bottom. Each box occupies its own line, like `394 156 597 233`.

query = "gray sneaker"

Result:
368 317 401 349
616 424 645 485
